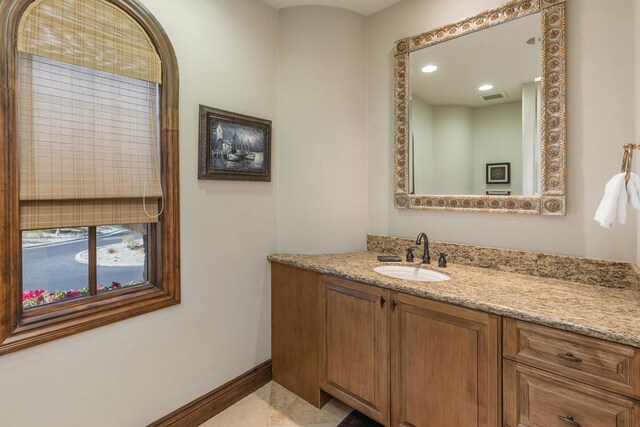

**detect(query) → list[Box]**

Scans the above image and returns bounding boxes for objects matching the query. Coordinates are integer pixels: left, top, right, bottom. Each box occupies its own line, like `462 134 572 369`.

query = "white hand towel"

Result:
627 173 640 209
594 172 628 229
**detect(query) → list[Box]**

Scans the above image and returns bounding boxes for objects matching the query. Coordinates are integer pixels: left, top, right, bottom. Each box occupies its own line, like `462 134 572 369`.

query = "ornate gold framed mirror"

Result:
393 0 566 215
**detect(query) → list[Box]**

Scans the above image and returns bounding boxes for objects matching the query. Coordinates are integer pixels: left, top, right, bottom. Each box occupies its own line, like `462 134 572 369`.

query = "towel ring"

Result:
622 143 640 185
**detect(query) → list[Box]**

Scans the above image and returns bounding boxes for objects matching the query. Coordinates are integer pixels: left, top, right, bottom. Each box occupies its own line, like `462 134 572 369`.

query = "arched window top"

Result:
17 0 161 83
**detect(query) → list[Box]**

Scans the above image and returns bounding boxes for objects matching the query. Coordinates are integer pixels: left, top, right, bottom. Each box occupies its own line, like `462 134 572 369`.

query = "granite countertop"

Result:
268 251 640 348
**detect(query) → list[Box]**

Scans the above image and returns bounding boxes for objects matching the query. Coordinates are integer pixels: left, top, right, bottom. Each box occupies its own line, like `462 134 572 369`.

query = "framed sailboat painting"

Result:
198 105 272 181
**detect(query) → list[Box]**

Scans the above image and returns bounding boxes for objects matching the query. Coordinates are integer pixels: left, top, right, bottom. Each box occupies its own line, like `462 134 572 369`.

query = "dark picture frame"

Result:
486 162 510 184
198 105 272 181
486 190 511 196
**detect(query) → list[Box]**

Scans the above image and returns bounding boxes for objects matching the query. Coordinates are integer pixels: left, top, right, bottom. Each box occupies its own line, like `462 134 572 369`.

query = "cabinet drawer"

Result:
503 319 640 398
504 361 640 427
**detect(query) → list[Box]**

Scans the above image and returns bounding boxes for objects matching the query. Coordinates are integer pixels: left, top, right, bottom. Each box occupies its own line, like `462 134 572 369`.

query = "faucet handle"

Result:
406 248 414 262
438 253 447 268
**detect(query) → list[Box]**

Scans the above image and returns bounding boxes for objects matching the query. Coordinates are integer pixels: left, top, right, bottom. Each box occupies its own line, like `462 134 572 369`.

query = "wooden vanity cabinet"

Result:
320 276 391 424
503 319 640 399
503 319 640 427
271 263 331 408
272 262 640 427
319 276 501 427
391 292 501 427
503 361 640 427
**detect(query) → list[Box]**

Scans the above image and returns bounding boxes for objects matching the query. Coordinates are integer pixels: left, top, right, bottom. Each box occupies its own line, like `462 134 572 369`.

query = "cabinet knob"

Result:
557 352 582 363
380 295 386 308
558 415 582 427
391 298 397 311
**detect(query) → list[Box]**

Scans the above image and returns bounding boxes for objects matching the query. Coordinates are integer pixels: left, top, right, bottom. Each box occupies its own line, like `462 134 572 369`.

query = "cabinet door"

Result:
504 361 640 427
391 293 501 427
320 276 390 425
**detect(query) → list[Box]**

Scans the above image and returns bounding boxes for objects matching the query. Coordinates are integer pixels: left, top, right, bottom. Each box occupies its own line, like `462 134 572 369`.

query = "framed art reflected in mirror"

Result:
486 163 511 185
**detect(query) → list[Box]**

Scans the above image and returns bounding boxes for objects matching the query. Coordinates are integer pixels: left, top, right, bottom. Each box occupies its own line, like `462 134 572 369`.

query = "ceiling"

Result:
260 0 402 16
410 13 542 108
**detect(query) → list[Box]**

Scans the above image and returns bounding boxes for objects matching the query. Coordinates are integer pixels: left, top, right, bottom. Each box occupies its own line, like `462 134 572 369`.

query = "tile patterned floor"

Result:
199 382 352 427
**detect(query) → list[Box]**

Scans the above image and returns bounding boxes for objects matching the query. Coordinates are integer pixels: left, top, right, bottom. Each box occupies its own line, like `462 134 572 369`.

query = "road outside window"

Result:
22 227 89 308
22 225 148 309
97 224 147 294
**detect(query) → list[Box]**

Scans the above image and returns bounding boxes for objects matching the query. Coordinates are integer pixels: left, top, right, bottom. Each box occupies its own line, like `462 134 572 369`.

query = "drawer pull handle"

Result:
558 415 582 427
558 352 582 363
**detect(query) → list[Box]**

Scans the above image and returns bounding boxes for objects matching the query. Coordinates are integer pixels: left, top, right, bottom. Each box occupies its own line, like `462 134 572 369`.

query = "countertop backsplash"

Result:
367 234 640 290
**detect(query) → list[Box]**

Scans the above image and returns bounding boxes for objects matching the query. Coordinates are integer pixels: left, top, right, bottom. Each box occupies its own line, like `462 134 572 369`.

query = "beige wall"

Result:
369 0 638 261
412 100 522 196
0 0 278 426
276 6 369 253
411 96 435 193
521 81 541 196
636 0 640 264
472 101 522 196
432 105 474 194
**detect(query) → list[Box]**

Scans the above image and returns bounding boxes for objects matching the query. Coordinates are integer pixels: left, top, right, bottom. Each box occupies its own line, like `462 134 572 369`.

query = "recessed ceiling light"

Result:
534 76 542 82
478 84 494 91
421 64 438 73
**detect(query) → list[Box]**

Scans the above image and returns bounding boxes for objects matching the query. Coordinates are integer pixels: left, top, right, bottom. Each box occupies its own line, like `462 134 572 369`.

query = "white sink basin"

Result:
373 265 450 282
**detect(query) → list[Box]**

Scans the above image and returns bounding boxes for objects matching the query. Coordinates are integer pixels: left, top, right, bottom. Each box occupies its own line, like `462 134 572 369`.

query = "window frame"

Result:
0 0 180 356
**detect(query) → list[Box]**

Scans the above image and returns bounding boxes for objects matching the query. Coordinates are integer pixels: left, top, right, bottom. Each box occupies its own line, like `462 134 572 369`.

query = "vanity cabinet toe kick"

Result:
271 263 640 427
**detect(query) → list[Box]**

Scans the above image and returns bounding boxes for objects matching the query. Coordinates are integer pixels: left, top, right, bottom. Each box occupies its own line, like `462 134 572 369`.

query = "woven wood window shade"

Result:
17 0 161 83
17 0 163 230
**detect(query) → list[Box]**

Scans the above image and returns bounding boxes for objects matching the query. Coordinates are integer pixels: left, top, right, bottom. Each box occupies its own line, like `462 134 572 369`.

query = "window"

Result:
0 0 180 355
22 224 150 309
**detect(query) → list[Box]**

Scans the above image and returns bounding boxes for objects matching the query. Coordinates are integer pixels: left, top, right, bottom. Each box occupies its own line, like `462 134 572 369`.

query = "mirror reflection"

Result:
408 13 542 197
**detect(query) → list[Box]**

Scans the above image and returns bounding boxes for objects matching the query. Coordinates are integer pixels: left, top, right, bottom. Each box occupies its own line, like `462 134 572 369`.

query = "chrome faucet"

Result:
416 232 430 264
